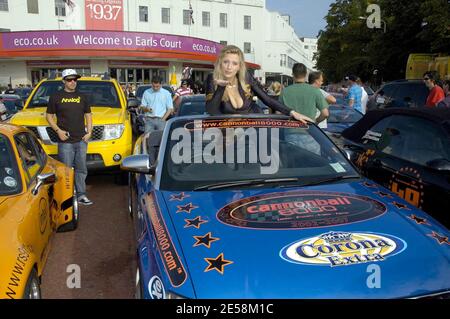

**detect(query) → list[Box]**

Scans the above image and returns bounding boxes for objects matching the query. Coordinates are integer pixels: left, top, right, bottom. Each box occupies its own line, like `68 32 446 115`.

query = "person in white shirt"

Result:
357 78 368 114
308 71 335 129
0 97 7 121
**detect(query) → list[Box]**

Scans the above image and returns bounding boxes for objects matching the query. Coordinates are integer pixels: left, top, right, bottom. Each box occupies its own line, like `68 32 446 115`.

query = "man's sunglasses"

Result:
423 77 430 81
65 78 78 82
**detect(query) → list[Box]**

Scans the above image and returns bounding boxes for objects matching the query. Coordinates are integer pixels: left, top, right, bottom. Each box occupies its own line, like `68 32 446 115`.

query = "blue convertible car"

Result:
121 114 450 299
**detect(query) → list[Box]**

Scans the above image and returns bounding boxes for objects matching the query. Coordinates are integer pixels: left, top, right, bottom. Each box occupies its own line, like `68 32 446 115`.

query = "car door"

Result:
13 132 51 263
356 115 450 226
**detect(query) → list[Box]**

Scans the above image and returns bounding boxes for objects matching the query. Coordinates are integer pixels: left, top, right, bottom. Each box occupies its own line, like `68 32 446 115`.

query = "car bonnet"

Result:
160 180 450 298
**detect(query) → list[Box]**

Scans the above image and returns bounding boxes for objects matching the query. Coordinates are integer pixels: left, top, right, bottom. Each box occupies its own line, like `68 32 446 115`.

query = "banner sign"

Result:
0 31 221 56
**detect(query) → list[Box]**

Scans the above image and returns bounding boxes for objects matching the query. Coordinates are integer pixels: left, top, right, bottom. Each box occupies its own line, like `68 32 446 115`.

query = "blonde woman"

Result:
205 45 311 123
269 81 282 97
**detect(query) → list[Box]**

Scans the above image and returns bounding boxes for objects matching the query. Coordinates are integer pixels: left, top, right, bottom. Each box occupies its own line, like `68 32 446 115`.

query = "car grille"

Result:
27 126 39 137
27 126 104 143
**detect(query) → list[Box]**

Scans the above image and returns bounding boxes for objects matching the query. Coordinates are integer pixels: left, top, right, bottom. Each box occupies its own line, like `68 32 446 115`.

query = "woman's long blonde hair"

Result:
213 45 250 97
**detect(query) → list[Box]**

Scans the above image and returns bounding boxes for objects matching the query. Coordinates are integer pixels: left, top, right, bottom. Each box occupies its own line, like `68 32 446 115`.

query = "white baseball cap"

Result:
61 69 81 80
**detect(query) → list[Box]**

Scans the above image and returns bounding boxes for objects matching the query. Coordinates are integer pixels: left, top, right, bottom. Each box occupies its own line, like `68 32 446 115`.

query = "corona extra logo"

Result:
280 231 407 267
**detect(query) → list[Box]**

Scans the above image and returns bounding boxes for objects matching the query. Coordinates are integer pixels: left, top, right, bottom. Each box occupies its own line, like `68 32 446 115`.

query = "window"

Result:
202 11 210 27
220 13 227 28
55 0 66 16
220 41 228 46
0 0 8 11
288 56 298 69
14 133 43 185
27 0 38 14
139 6 148 22
371 115 450 166
244 42 251 54
280 54 287 67
162 8 170 24
183 10 191 25
305 45 309 49
244 15 251 30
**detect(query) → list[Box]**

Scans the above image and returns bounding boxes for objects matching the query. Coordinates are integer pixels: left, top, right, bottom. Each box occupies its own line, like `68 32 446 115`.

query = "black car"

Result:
367 79 429 111
340 107 450 228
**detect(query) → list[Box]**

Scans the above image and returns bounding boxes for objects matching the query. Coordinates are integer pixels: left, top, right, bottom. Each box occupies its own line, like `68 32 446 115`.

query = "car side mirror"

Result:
426 158 450 171
120 154 156 175
127 98 140 109
32 172 56 195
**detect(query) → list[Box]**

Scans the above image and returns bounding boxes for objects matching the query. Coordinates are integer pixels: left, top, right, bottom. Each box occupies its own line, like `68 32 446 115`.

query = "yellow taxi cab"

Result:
9 74 133 177
0 123 78 299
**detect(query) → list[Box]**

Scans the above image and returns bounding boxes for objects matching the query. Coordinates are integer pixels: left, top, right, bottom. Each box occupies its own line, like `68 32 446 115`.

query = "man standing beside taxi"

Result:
46 69 93 205
140 76 173 133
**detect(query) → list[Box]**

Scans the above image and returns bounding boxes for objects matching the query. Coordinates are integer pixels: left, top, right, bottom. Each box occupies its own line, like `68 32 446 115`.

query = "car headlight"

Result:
103 124 124 140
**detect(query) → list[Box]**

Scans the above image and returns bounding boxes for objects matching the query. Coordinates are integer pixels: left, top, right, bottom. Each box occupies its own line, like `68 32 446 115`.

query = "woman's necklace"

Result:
227 79 237 88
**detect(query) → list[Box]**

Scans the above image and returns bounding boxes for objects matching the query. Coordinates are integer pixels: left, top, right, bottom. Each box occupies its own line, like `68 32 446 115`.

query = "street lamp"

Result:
358 16 386 33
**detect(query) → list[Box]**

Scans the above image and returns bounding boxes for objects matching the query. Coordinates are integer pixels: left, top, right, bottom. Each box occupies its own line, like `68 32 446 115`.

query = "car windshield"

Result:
160 117 359 190
328 106 363 123
0 134 21 196
178 100 206 116
27 81 121 108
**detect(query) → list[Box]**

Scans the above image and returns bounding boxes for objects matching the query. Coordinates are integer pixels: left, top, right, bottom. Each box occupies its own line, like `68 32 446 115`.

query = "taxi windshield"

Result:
160 117 359 191
0 134 21 196
27 81 121 108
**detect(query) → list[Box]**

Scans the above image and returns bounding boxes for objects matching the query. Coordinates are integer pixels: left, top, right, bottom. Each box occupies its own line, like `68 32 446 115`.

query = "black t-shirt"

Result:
46 91 91 143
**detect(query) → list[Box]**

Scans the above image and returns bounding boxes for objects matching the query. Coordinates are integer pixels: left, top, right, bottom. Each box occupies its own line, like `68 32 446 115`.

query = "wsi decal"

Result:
280 231 407 267
148 276 165 299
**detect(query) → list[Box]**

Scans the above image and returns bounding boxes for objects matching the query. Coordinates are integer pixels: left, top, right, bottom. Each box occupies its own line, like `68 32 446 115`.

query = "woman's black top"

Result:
205 72 292 115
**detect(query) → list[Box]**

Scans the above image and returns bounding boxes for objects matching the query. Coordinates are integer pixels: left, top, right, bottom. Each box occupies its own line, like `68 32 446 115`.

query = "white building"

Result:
0 0 316 87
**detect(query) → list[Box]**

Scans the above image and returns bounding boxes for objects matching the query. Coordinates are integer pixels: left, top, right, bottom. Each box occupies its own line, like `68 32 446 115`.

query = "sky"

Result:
266 0 335 38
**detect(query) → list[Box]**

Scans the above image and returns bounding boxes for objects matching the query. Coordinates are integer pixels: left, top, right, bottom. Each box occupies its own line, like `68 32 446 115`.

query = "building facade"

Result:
0 0 316 87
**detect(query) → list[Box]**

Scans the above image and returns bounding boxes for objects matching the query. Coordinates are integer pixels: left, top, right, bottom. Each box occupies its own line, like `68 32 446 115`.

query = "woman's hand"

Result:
214 79 230 87
290 110 313 124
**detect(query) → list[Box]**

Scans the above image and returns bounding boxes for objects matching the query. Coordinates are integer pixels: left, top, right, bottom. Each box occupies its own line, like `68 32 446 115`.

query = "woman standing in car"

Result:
205 45 311 123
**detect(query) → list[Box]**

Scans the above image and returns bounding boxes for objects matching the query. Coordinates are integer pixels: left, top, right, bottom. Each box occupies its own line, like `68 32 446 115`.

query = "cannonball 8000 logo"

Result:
280 231 407 267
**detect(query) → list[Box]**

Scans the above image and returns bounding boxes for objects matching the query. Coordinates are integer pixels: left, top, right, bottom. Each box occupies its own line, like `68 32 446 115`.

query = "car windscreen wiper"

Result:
194 177 301 191
300 175 360 187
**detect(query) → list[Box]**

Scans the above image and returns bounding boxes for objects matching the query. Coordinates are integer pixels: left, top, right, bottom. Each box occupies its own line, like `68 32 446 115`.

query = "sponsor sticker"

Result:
3 176 17 188
280 231 407 267
217 191 386 229
330 162 346 173
148 276 165 299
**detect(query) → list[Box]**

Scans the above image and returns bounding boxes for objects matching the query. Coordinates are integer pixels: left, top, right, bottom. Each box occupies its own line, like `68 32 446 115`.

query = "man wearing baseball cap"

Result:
46 69 94 205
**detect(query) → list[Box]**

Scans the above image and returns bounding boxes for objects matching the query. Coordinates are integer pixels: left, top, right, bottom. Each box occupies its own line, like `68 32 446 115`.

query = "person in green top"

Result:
280 63 329 123
279 63 329 155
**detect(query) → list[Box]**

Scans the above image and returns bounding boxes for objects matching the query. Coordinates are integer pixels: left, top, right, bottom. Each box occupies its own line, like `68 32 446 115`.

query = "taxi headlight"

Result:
104 124 124 140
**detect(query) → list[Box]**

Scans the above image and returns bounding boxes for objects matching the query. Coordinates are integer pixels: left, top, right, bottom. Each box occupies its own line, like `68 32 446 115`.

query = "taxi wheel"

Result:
24 269 41 299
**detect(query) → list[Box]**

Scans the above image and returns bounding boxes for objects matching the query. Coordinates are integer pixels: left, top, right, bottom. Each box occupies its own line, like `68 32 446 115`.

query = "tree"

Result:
316 0 450 83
